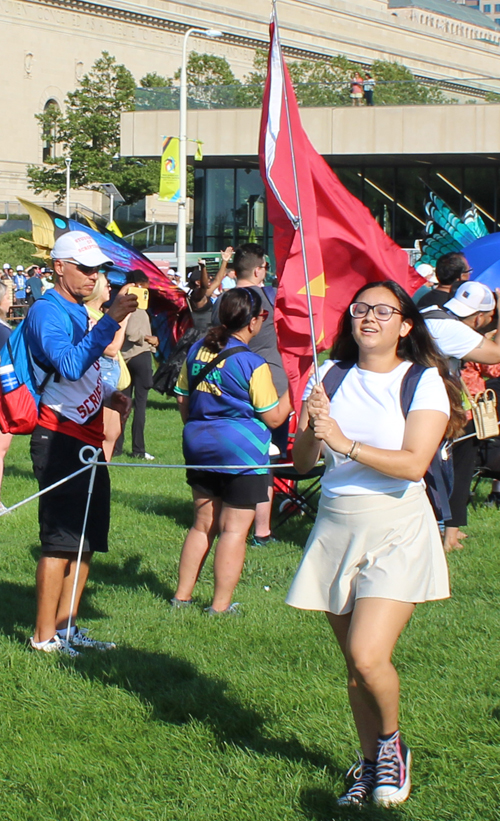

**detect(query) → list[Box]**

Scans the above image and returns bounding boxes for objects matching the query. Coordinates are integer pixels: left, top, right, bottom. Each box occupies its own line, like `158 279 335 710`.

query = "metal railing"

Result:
0 200 103 221
135 80 500 111
124 222 177 248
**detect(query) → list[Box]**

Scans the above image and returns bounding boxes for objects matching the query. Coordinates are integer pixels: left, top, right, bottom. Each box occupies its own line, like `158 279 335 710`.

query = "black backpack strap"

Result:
189 345 248 394
420 307 460 321
321 360 356 399
400 363 427 417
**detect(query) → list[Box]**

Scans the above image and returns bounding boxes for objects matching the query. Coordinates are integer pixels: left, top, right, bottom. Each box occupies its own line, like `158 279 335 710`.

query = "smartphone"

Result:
128 286 149 310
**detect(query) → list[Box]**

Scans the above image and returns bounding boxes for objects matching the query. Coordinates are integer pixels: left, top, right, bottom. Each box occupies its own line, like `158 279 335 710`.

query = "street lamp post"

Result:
178 27 222 282
65 157 72 219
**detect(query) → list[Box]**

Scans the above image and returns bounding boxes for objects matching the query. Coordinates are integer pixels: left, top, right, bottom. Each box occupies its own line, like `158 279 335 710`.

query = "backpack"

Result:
0 291 74 435
153 327 202 397
321 361 454 522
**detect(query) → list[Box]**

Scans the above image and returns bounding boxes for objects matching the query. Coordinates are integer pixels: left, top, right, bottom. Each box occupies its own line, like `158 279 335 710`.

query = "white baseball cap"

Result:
50 230 113 267
444 281 495 318
16 265 24 271
2 263 10 270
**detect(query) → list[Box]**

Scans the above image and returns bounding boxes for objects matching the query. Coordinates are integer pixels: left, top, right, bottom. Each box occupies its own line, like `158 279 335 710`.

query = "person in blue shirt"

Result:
25 230 137 656
0 281 13 512
13 266 27 303
173 287 291 614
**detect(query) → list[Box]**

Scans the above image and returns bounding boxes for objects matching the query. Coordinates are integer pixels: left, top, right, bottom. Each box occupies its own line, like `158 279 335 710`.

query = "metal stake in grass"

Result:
64 446 102 650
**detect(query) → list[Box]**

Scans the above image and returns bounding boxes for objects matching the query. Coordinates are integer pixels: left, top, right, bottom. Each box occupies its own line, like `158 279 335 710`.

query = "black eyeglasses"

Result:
349 302 403 321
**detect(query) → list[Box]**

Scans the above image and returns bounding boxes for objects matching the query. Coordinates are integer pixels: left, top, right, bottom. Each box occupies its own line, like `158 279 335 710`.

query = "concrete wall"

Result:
121 102 500 160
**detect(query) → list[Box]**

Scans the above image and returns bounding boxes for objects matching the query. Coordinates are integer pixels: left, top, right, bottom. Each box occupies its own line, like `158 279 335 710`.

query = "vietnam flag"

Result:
259 16 424 410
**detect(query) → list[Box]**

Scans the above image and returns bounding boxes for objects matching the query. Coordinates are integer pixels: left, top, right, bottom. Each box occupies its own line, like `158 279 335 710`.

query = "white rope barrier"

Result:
0 446 309 518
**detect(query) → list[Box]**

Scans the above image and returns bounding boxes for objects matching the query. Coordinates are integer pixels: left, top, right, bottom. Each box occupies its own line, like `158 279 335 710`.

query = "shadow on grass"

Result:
300 787 404 820
0 580 105 644
147 397 178 411
112 490 193 528
79 646 343 775
26 547 176 603
4 464 37 481
88 554 175 601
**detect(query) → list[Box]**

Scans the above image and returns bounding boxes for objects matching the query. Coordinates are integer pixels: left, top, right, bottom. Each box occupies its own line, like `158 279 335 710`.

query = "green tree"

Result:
28 52 160 205
370 60 446 105
0 230 45 269
236 50 448 108
140 71 173 88
176 52 238 86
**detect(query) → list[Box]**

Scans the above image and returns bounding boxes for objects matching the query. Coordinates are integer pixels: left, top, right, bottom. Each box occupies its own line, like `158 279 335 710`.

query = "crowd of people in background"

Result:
2 233 500 808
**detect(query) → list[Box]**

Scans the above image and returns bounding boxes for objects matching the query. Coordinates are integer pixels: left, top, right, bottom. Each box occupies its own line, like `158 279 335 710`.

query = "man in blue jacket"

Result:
26 231 138 656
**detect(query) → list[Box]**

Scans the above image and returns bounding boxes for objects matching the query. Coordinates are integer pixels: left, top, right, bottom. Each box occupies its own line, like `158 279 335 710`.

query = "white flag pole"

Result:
271 0 320 385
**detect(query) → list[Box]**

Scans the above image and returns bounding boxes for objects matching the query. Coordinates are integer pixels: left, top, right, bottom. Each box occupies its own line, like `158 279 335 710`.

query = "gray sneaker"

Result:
67 627 116 651
170 597 194 609
204 603 241 616
30 634 80 658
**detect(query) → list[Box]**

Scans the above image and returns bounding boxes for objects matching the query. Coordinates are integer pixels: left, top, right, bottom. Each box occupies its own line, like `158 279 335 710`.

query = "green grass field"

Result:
1 394 499 820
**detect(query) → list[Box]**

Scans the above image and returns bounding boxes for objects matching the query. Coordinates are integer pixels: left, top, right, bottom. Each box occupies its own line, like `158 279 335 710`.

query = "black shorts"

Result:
30 426 110 553
186 470 270 507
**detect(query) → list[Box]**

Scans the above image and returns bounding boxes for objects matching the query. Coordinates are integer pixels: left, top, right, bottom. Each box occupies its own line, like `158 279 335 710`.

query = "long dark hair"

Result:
204 287 262 353
331 280 464 439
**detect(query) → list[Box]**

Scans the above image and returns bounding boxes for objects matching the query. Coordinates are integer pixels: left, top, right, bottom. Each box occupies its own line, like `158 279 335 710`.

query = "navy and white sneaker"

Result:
373 731 412 806
337 755 376 807
57 626 116 651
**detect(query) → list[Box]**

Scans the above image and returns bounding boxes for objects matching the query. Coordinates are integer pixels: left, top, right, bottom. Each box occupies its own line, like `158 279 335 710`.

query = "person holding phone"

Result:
114 269 158 460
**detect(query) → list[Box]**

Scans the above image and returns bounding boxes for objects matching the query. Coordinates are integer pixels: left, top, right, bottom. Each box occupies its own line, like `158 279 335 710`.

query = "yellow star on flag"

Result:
298 272 328 298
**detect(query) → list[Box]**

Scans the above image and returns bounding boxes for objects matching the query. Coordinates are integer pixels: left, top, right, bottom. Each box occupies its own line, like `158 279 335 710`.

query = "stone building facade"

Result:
1 0 500 211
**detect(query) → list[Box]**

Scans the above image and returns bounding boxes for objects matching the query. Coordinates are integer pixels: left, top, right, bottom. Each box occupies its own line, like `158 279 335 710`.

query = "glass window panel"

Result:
394 167 427 249
235 168 266 246
463 166 498 233
195 168 235 251
334 167 363 200
362 167 396 238
427 167 463 217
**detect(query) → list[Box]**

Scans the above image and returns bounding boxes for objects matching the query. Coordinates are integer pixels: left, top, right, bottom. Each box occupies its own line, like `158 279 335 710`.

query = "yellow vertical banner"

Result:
159 136 180 202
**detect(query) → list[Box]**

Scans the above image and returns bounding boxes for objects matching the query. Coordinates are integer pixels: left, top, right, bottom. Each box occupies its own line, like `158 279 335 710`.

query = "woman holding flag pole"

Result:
260 2 462 807
287 281 464 807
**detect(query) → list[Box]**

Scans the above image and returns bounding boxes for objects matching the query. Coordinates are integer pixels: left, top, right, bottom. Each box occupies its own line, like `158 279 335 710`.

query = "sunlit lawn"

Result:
0 393 498 820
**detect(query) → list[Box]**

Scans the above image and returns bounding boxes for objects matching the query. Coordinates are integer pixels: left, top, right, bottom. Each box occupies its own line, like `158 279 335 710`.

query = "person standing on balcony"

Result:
350 72 364 106
363 72 376 106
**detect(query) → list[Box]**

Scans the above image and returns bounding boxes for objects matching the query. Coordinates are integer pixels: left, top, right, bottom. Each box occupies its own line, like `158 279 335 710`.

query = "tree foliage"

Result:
0 230 45 269
28 52 160 205
370 60 446 105
140 71 173 88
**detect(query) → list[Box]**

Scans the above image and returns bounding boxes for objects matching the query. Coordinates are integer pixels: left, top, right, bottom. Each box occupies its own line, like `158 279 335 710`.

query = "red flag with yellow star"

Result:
259 16 423 410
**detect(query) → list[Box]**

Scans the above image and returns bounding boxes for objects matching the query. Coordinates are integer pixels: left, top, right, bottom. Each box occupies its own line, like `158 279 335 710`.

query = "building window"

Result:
484 5 492 13
42 99 61 162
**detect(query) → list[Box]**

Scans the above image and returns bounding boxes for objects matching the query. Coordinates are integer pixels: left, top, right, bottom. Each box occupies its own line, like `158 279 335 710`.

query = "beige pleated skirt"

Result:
286 485 450 616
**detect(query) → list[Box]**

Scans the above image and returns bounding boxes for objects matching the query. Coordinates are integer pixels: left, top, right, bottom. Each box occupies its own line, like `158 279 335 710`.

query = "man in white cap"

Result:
25 230 138 656
422 280 500 551
13 265 27 303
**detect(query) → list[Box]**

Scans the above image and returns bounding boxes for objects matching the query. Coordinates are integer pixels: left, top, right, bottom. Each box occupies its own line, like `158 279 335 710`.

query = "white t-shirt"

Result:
423 313 482 360
303 360 450 497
